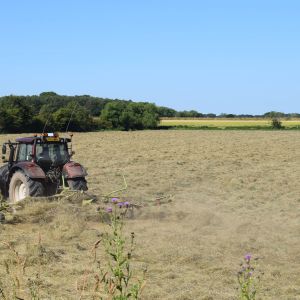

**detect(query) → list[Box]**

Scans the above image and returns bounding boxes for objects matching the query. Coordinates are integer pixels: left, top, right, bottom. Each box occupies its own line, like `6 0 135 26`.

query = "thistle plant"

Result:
96 198 146 300
237 254 261 300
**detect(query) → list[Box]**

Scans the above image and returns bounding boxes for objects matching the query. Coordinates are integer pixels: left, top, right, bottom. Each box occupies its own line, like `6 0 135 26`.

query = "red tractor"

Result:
0 133 88 204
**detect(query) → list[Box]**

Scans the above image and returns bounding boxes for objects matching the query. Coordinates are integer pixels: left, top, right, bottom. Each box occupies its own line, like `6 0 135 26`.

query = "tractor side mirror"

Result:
2 144 7 162
2 144 6 155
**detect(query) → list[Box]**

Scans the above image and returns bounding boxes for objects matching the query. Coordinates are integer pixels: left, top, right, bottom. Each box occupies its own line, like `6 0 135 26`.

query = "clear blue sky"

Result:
0 0 299 114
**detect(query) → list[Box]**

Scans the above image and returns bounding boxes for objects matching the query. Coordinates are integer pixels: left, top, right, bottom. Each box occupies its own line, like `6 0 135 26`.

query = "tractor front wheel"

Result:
67 178 88 191
9 171 45 204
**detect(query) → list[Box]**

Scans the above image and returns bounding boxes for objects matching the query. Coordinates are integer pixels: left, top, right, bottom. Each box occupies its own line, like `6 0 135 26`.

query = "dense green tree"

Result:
290 113 300 118
176 110 203 118
140 103 159 128
0 96 34 133
52 103 93 131
99 101 159 130
40 91 58 97
99 101 128 129
0 109 11 133
263 111 286 118
204 113 217 118
120 110 138 131
157 106 177 117
219 113 236 118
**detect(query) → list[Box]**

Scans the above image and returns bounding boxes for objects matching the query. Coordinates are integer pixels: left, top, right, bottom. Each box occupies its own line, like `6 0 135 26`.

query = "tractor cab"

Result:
2 133 72 168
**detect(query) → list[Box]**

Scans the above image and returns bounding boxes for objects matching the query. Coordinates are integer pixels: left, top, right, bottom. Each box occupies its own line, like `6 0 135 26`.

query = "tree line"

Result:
0 92 298 133
0 92 160 133
157 107 300 119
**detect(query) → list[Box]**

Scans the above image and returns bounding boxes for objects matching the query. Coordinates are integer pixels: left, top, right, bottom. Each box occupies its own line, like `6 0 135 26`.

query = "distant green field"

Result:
159 118 300 129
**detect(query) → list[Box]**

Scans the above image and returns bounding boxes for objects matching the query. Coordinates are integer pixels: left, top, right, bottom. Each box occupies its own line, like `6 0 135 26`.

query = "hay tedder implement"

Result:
0 132 88 204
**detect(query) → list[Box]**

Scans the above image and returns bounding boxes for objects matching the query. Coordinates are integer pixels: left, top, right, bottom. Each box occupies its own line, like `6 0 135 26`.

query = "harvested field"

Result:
160 118 300 129
0 131 300 299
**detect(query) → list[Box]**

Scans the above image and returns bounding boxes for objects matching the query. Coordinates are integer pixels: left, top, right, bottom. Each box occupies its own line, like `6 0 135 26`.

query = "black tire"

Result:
0 164 9 198
67 178 88 191
9 171 45 204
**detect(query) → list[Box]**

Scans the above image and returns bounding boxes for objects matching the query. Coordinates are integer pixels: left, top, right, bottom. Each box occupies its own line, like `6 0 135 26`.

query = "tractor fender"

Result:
10 162 46 179
62 161 87 179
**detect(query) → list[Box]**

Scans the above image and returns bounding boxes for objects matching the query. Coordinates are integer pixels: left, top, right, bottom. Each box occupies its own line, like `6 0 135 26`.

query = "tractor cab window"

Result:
36 142 69 166
17 144 33 161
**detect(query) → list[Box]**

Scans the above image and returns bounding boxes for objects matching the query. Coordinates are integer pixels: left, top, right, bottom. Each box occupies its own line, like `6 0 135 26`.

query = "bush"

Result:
271 118 283 129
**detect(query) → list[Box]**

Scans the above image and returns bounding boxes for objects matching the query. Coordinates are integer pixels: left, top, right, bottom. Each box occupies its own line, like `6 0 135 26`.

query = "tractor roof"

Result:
15 133 71 144
16 137 36 143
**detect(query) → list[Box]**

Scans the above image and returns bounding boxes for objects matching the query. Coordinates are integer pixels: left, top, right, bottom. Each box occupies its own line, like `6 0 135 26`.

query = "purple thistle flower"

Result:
124 201 130 208
106 207 113 213
111 198 119 203
118 202 124 208
244 254 252 262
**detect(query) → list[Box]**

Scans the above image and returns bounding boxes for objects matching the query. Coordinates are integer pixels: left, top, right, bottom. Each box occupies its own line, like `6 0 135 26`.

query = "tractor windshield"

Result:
36 142 69 166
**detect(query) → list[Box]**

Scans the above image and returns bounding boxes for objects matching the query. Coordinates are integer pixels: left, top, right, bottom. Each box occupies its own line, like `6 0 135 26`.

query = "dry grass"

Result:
0 131 300 299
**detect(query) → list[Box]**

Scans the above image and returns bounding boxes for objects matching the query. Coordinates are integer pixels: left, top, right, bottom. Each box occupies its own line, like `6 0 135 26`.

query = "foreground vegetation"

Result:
0 193 146 300
0 194 262 300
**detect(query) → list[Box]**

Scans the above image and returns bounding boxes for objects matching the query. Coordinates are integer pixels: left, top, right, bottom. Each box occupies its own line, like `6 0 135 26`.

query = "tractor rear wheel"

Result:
67 178 88 191
9 171 45 204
